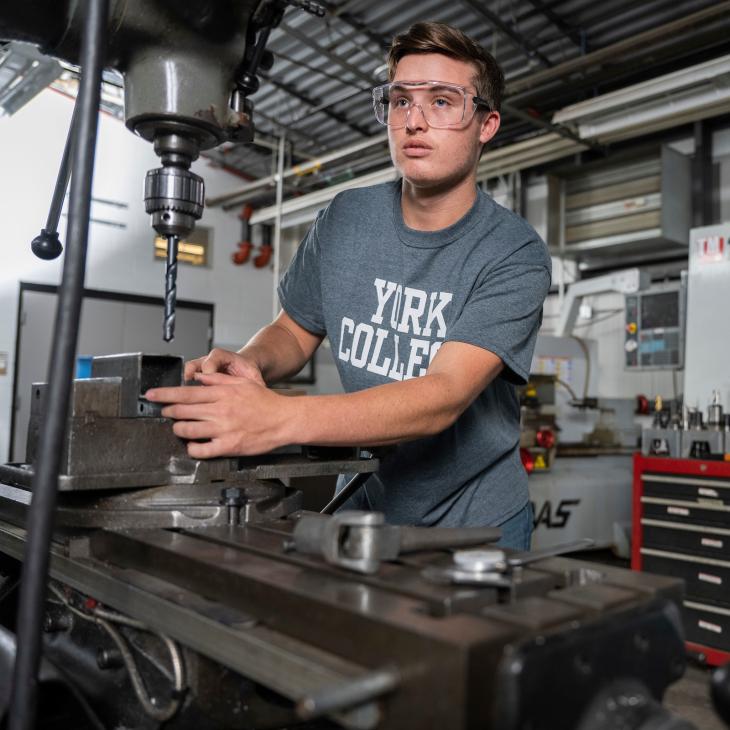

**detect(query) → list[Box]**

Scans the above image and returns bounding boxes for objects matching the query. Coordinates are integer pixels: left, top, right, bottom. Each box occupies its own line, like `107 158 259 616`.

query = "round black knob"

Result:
237 72 260 97
31 229 63 260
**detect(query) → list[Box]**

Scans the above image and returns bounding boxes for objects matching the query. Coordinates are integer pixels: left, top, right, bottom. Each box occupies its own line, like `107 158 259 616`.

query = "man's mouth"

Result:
402 141 432 156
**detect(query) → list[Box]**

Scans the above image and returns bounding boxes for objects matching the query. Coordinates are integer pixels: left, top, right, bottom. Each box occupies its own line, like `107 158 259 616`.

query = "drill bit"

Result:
163 234 179 342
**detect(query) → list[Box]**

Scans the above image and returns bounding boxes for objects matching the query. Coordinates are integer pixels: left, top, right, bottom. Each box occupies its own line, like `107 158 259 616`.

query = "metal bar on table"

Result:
321 471 371 515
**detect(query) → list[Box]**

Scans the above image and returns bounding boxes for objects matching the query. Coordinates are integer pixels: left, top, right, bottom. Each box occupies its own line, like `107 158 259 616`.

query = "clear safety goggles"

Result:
372 81 491 129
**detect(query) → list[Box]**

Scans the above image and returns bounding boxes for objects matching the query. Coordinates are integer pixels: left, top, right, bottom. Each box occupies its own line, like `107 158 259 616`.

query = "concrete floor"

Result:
665 663 726 729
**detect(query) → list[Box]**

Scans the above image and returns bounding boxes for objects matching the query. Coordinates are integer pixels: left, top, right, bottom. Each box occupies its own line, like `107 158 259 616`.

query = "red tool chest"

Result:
633 454 730 666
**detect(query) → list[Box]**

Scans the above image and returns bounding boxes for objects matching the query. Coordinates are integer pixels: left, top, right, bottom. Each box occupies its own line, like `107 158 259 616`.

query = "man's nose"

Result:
405 103 428 131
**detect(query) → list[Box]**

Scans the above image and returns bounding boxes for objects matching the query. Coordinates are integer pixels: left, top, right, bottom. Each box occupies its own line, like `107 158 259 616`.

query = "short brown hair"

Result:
387 22 504 113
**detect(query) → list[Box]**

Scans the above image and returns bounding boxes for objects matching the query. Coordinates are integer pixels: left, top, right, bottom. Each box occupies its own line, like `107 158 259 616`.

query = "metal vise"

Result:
20 353 204 491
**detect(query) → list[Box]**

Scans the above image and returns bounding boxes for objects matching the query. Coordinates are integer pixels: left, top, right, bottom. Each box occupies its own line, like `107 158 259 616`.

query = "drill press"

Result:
6 0 324 340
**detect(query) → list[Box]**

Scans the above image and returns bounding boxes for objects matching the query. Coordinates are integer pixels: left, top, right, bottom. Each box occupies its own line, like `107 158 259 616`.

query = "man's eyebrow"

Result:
391 82 464 93
426 84 463 94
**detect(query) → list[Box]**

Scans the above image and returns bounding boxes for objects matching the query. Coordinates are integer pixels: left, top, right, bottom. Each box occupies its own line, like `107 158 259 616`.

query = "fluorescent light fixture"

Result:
553 54 730 142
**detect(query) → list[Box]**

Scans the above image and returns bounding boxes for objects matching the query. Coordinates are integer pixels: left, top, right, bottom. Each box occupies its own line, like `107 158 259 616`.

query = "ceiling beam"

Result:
279 20 377 87
324 1 389 53
458 0 553 68
524 0 584 50
264 74 372 138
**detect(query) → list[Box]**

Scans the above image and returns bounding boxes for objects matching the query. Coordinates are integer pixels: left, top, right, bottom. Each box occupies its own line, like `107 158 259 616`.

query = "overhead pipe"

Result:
254 224 273 268
232 204 255 265
207 133 388 210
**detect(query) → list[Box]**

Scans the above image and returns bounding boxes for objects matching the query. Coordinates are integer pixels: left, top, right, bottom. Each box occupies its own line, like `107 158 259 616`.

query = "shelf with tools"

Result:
632 454 730 666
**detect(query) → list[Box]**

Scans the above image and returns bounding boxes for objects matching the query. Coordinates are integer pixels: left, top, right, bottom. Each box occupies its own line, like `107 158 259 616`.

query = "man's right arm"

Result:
184 310 323 385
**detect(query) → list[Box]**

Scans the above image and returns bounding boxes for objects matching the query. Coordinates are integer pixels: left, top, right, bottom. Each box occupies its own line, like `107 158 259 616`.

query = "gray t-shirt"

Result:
278 181 551 527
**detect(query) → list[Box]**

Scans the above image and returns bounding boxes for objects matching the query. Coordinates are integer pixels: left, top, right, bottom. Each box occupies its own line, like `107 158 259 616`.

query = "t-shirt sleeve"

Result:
446 262 551 385
277 214 327 336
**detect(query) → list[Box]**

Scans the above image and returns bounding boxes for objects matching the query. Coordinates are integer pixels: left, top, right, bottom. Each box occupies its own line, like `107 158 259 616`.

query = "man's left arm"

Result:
146 341 502 458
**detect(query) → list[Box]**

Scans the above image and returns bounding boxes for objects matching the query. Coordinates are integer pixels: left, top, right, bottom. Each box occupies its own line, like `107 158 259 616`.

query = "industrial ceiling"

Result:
227 0 730 171
1 0 729 207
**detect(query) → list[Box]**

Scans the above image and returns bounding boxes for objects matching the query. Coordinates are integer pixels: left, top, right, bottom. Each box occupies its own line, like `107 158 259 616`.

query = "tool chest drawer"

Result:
641 497 730 528
683 601 730 653
641 549 730 605
642 474 730 505
641 519 730 560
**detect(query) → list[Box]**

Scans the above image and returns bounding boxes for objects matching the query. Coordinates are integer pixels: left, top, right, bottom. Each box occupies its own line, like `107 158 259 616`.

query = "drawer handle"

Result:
698 572 722 585
698 619 723 634
699 488 720 498
701 538 724 549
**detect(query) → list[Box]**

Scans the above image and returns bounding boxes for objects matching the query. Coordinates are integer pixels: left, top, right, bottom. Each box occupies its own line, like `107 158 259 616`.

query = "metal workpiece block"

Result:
91 353 183 417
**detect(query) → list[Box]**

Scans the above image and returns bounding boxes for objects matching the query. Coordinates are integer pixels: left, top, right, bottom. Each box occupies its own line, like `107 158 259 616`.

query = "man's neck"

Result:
400 175 478 231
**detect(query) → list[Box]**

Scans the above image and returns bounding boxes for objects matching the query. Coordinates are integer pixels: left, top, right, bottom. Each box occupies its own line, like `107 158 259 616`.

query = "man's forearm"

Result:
282 373 470 447
240 321 314 384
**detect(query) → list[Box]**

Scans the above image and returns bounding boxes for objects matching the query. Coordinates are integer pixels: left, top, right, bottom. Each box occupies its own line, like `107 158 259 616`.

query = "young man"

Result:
147 22 551 550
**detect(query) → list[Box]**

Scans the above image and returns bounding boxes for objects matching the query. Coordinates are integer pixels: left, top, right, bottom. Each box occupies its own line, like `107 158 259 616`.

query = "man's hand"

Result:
184 348 265 386
146 373 292 458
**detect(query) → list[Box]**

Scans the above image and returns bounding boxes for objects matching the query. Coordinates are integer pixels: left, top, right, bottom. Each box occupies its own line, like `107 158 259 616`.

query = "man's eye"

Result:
392 97 409 107
433 97 452 107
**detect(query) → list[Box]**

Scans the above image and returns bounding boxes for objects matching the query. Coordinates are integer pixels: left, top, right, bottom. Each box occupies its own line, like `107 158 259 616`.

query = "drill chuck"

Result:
144 166 204 238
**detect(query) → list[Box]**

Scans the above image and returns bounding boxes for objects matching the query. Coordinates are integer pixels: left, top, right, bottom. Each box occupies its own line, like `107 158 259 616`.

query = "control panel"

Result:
625 276 686 370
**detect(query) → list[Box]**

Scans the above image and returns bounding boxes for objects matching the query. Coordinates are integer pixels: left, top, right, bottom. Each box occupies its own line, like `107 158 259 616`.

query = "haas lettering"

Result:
531 499 581 529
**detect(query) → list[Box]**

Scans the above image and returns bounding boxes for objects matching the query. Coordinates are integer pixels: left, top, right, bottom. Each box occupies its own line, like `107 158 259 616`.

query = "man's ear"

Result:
479 111 501 145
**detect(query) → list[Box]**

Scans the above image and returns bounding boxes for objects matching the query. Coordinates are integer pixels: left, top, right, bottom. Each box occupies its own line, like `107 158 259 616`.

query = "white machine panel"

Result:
530 455 633 555
684 224 730 414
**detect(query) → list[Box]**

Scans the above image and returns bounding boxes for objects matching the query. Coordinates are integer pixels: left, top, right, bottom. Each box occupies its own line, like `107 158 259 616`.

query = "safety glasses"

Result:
372 80 491 129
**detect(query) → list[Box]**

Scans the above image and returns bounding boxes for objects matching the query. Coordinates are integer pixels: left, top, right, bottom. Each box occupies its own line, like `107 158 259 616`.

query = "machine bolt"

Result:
221 487 245 505
97 648 124 670
43 612 71 633
221 487 247 526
